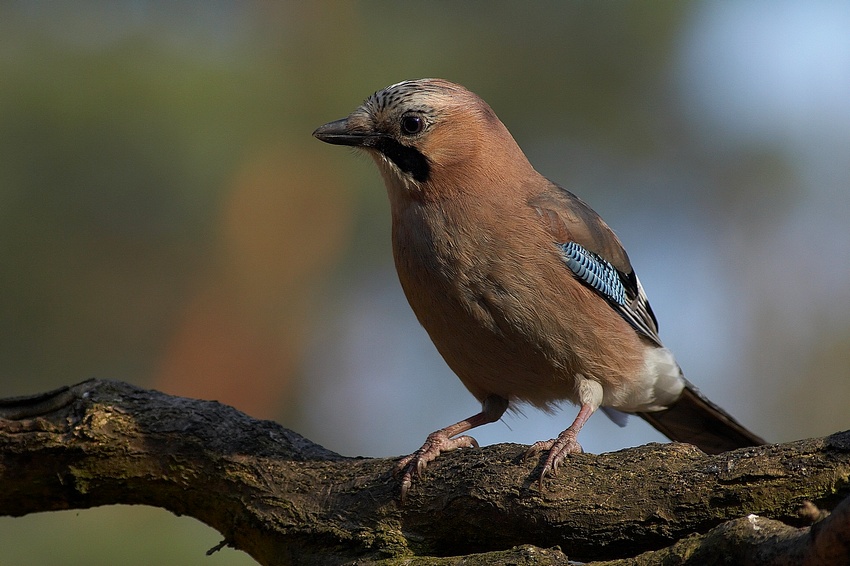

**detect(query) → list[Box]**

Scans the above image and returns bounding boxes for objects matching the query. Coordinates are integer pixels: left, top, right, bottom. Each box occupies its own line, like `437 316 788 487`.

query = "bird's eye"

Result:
400 115 425 135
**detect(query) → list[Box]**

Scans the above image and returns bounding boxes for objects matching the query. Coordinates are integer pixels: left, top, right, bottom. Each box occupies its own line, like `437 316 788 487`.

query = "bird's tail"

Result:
637 379 766 454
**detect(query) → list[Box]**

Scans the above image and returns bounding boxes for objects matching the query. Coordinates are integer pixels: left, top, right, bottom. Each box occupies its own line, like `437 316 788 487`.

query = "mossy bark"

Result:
1 380 848 565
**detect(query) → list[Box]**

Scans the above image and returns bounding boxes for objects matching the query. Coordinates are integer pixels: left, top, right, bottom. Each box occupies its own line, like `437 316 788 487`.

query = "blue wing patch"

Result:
558 241 627 306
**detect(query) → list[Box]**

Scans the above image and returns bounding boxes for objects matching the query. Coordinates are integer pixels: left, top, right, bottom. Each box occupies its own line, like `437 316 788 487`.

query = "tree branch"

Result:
1 379 849 565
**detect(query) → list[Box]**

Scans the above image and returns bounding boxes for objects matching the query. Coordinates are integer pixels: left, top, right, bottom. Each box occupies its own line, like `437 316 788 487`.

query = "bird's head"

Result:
313 78 532 200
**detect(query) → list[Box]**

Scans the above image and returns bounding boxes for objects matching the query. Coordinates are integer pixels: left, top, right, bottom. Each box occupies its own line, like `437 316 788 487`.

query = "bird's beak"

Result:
313 118 375 147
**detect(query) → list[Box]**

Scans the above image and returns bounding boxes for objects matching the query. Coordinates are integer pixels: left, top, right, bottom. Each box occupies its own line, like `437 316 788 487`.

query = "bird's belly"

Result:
397 259 594 409
421 304 578 407
392 206 647 411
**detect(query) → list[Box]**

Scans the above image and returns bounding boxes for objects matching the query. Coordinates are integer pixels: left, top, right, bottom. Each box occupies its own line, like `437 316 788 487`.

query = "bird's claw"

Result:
395 431 479 502
523 438 556 461
525 433 583 491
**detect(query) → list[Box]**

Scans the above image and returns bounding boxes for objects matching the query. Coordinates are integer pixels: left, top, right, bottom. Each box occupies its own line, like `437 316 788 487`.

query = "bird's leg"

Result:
525 403 595 490
396 394 508 501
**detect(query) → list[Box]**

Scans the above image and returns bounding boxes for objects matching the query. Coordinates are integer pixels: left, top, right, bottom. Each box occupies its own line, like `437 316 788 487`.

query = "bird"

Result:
313 78 766 499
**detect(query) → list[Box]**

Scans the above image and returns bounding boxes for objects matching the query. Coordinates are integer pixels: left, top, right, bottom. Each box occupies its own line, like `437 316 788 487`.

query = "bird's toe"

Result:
395 431 479 501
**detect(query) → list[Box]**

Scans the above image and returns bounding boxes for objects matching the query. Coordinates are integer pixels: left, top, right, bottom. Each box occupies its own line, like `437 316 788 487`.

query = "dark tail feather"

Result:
637 380 766 454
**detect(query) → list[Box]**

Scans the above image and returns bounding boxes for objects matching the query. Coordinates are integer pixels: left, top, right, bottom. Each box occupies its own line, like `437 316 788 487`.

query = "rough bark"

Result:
1 379 848 565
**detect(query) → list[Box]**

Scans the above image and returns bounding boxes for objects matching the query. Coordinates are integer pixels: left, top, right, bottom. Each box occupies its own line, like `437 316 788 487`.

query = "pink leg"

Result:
525 403 595 489
396 395 508 501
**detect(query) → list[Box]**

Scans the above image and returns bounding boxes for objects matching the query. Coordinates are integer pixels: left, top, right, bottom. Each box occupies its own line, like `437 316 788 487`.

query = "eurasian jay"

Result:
313 78 765 498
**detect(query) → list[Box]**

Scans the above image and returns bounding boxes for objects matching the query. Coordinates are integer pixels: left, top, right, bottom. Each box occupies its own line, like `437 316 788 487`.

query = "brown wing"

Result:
529 182 662 346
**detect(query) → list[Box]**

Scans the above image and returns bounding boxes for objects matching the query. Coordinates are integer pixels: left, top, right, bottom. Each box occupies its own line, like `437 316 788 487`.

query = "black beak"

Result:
314 116 431 182
313 118 374 147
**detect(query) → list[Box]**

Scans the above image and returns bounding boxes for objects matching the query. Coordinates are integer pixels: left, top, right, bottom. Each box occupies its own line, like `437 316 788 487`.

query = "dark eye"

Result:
400 115 425 135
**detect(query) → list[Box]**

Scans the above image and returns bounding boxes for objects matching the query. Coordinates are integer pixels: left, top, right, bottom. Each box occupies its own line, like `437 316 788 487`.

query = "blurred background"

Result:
2 1 849 564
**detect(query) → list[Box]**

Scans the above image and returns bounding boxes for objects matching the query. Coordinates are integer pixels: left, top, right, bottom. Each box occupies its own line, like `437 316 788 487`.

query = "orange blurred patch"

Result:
154 144 351 417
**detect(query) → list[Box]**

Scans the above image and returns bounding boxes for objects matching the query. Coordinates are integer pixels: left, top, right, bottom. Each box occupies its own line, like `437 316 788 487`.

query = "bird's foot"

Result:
395 430 479 502
525 431 583 490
